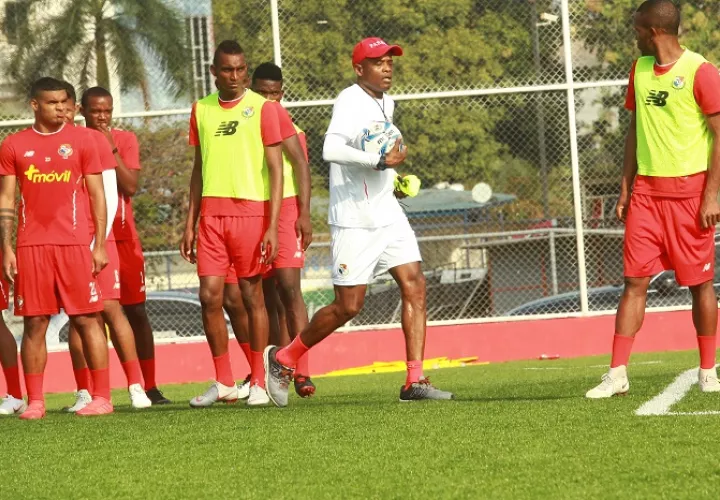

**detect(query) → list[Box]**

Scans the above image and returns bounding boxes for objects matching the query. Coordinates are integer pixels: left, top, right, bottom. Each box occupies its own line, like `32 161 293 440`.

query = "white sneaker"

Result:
189 381 239 408
699 367 720 393
129 384 152 409
586 366 630 399
246 384 270 406
0 395 27 415
66 389 92 413
237 376 251 400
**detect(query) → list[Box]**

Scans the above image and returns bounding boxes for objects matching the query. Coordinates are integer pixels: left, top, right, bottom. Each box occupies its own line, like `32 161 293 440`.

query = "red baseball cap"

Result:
352 37 403 65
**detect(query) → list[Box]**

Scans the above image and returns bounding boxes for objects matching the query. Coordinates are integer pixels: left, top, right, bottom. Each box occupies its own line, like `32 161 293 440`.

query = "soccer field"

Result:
3 350 720 500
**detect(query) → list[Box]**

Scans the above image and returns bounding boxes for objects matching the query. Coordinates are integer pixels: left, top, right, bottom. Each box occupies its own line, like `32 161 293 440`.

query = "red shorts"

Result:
14 245 103 316
223 198 304 284
197 215 269 280
116 238 147 305
624 193 715 286
96 240 120 301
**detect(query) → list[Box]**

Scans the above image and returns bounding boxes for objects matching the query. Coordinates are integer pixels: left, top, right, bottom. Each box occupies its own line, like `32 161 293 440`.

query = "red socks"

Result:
3 365 22 399
73 367 93 392
276 336 309 368
698 335 717 369
213 352 234 387
91 368 111 401
139 358 156 390
239 342 252 366
296 352 311 377
251 351 265 388
610 334 634 368
121 360 143 387
24 372 44 403
405 361 423 388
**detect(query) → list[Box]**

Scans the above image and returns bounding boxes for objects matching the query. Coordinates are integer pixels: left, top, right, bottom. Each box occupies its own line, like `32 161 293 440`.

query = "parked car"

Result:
51 291 230 344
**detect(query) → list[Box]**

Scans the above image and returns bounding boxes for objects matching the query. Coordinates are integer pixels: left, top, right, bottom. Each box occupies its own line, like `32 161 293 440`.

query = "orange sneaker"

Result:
19 400 46 420
76 397 114 416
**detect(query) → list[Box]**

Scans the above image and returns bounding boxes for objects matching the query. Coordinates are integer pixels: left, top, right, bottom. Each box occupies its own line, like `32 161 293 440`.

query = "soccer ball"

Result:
358 121 402 155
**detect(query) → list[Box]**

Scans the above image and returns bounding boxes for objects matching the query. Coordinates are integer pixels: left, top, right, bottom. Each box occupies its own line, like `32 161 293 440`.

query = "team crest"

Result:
672 76 685 90
58 144 73 159
242 107 255 118
337 264 348 277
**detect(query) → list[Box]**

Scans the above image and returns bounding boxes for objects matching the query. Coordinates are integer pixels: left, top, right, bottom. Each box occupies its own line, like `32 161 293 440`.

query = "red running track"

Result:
3 310 702 394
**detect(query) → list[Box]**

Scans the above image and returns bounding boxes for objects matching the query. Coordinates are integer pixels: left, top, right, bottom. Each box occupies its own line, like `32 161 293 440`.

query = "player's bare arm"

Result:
617 113 638 223
0 175 16 283
264 142 283 263
700 112 720 229
180 146 203 264
281 134 313 249
102 127 138 196
85 172 109 275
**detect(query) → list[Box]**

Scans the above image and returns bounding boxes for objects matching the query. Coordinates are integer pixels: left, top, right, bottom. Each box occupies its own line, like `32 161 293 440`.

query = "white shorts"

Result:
331 218 422 286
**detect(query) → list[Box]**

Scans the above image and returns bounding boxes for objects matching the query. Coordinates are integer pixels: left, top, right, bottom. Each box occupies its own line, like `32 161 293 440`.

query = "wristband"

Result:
376 154 387 171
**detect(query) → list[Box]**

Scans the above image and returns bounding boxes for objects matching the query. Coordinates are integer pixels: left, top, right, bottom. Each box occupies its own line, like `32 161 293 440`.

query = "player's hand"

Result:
616 192 630 223
180 226 197 264
393 188 408 199
262 226 279 265
2 249 16 284
97 124 116 148
295 212 313 251
384 139 407 168
700 197 720 229
91 245 109 276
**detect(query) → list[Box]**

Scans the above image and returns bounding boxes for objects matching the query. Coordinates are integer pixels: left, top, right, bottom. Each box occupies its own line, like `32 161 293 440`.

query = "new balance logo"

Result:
703 263 711 272
214 121 239 136
645 90 669 107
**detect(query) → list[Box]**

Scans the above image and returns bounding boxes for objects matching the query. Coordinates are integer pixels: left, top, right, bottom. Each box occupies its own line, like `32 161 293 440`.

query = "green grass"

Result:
2 350 720 499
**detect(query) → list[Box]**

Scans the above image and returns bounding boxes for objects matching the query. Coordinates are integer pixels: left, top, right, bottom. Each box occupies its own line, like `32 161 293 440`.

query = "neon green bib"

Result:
635 49 712 177
281 124 302 198
197 90 270 200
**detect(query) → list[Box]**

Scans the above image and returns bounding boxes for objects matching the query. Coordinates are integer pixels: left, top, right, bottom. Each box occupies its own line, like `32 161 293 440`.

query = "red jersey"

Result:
0 125 103 246
81 127 117 240
110 129 141 241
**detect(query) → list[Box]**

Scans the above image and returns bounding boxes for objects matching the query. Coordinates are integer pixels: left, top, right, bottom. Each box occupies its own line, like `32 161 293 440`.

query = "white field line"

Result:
635 368 697 416
667 411 720 416
522 361 663 371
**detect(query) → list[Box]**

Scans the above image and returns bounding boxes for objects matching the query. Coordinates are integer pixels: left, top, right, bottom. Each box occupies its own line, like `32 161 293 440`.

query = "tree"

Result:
9 0 191 109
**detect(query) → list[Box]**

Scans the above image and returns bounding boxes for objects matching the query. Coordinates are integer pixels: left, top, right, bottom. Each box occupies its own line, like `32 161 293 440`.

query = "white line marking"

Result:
589 361 663 368
668 411 720 416
635 368 697 416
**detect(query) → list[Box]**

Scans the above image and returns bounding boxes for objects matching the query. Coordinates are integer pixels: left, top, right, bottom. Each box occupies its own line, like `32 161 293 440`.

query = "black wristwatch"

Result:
112 147 119 154
376 154 387 171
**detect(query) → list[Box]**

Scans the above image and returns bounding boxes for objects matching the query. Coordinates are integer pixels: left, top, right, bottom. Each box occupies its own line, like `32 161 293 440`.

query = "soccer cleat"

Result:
399 377 454 401
19 400 46 420
189 381 239 408
0 395 27 415
146 387 172 405
76 397 114 416
64 389 92 413
129 383 152 409
294 375 316 398
264 346 293 408
246 384 270 406
237 375 251 400
698 367 720 393
585 366 630 398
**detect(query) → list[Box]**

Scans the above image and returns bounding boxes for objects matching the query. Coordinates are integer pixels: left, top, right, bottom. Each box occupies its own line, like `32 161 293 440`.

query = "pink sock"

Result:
139 358 156 390
91 368 111 401
405 361 423 388
250 351 265 389
3 365 22 399
610 334 634 368
73 367 92 392
24 372 44 403
213 352 234 387
239 342 252 366
698 335 717 369
121 360 143 387
276 336 309 368
296 352 310 376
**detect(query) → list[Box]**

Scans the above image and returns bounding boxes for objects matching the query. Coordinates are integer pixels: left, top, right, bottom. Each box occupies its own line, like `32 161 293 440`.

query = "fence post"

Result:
270 0 282 67
549 229 559 296
560 0 589 313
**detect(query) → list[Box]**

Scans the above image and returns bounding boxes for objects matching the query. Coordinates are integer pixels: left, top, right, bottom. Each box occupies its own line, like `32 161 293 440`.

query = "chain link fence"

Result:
1 0 719 340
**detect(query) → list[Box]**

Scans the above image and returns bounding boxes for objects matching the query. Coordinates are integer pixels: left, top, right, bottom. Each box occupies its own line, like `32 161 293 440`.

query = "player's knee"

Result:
402 272 426 303
24 316 49 336
623 277 650 296
199 285 224 310
338 296 365 320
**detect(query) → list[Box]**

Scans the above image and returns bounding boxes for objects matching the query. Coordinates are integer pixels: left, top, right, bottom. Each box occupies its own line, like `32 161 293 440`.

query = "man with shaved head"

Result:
587 0 720 398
